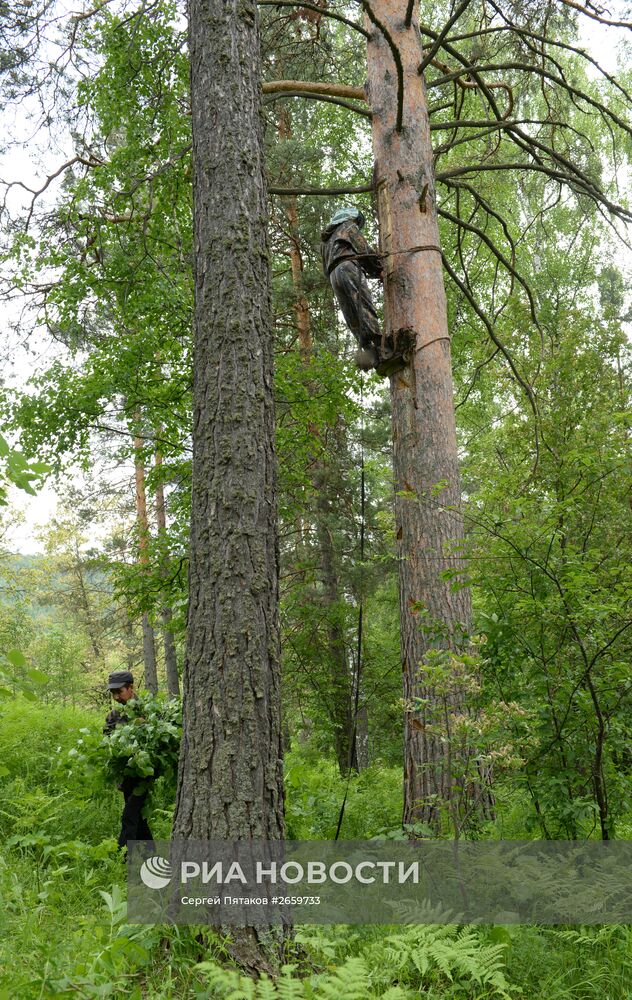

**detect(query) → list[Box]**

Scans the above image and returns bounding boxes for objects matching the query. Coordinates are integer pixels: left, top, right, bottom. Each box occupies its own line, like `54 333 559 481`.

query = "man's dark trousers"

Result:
118 776 153 849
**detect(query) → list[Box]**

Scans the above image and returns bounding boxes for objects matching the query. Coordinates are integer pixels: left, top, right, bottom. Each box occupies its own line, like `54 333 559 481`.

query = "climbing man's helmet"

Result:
329 205 366 229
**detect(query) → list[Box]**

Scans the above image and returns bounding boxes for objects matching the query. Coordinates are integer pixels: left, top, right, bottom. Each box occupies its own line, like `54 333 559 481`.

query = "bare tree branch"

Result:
257 0 371 38
439 204 542 335
437 162 632 224
424 56 514 117
471 62 632 140
262 79 365 100
558 0 632 29
476 2 632 105
441 252 541 473
269 184 373 196
418 0 475 76
263 91 371 116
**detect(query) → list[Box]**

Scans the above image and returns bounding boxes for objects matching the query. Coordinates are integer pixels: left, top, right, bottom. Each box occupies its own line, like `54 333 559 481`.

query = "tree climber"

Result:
321 205 385 371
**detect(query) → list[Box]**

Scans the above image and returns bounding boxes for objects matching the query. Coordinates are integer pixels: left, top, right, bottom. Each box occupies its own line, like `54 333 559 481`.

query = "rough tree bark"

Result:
278 111 312 361
173 0 285 968
366 1 484 831
132 411 158 694
154 442 180 698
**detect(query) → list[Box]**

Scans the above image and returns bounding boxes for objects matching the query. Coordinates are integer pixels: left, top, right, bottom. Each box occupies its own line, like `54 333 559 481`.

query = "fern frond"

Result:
314 956 370 1000
276 966 309 1000
255 973 281 1000
201 963 257 998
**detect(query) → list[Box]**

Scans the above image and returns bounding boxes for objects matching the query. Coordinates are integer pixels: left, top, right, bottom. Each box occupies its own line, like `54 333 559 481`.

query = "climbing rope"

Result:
328 243 442 275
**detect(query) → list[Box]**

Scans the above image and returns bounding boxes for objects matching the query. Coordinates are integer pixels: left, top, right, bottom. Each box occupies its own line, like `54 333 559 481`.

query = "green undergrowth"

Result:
283 745 402 840
1 700 631 999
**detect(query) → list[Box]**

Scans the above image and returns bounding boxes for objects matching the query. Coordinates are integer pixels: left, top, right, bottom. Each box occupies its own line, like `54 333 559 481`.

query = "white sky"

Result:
0 7 630 555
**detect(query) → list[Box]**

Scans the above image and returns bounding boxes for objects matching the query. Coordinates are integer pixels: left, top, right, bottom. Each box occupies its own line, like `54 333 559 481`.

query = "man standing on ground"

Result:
104 670 153 850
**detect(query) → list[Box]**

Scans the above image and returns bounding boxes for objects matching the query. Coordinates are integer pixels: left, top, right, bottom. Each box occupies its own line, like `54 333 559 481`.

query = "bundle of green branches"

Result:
101 694 182 791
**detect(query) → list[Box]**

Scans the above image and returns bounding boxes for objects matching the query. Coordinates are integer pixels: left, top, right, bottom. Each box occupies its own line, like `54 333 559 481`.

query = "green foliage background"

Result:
0 0 630 994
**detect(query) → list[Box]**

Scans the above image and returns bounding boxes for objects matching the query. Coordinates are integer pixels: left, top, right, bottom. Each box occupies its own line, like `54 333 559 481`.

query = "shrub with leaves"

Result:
100 694 182 791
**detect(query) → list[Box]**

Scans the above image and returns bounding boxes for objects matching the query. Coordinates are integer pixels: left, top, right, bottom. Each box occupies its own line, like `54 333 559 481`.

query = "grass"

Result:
1 699 631 999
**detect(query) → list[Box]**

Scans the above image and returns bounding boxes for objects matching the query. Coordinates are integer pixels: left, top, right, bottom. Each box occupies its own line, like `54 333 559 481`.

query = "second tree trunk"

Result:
366 0 481 831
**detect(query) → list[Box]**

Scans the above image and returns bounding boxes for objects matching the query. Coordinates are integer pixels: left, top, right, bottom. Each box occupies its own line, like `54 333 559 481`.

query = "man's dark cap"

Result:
107 670 134 690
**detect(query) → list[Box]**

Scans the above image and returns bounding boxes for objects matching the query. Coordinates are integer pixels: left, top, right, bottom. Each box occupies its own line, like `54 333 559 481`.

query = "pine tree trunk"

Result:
159 607 179 698
173 0 284 969
71 538 104 665
124 615 137 673
133 414 158 694
141 612 158 692
366 1 479 831
355 698 370 770
154 444 180 698
278 111 312 361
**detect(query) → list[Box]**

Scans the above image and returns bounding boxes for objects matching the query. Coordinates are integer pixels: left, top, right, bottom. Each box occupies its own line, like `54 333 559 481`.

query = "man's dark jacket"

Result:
103 708 126 735
321 219 382 279
103 702 153 848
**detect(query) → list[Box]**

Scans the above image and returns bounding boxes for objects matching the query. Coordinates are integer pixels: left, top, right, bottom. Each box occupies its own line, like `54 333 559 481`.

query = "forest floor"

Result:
1 700 631 999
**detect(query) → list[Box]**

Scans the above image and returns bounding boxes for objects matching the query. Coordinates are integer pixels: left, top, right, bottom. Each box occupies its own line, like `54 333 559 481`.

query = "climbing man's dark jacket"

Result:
321 219 383 279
